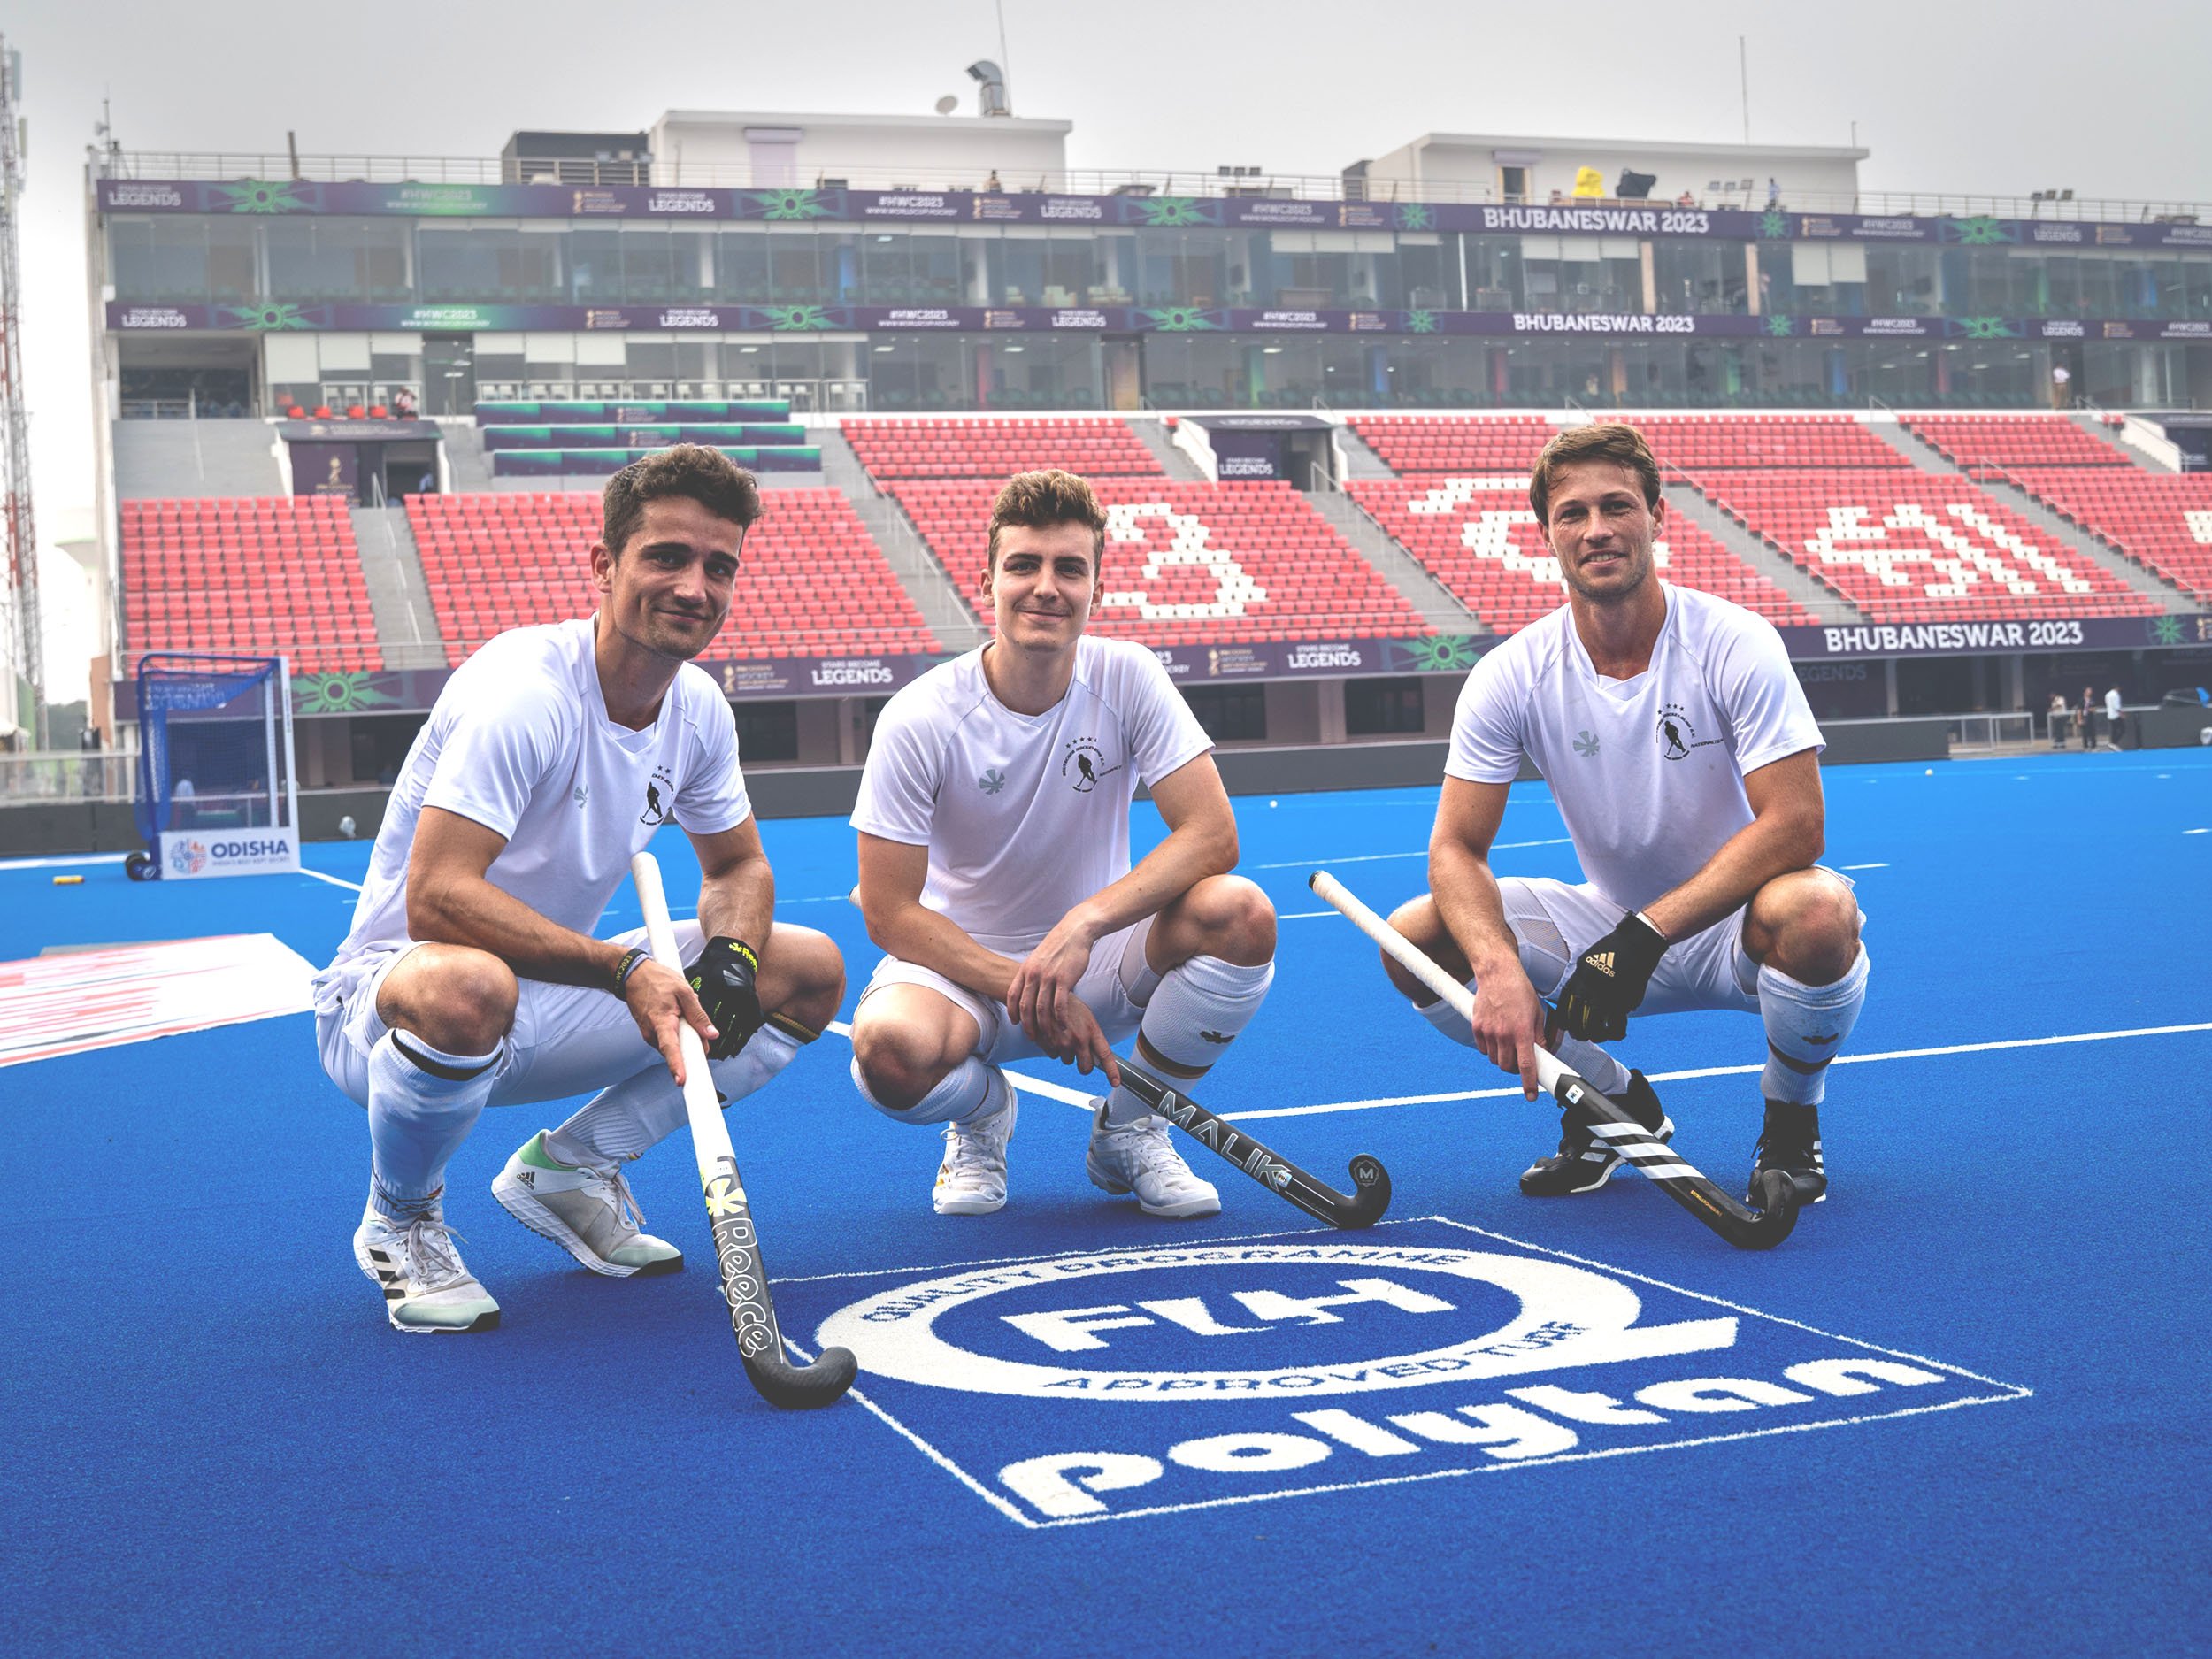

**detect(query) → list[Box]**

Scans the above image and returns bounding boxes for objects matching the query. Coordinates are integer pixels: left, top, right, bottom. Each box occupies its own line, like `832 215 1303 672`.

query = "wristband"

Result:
611 947 649 994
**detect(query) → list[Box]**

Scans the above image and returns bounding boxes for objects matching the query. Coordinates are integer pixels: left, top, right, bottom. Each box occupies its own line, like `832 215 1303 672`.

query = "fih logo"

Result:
787 1224 2027 1525
170 838 210 876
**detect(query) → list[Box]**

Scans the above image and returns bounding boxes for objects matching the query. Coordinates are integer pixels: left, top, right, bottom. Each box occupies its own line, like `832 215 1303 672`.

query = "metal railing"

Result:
96 152 2212 227
0 749 139 803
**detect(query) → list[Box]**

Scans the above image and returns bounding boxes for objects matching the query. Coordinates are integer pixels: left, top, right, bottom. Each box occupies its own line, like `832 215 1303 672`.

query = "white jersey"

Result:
852 636 1212 952
314 618 752 1011
1447 585 1823 914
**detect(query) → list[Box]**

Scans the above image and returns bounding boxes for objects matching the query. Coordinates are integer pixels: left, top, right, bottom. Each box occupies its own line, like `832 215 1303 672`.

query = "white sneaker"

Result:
492 1132 683 1278
934 1094 1017 1216
1087 1101 1221 1218
353 1194 500 1333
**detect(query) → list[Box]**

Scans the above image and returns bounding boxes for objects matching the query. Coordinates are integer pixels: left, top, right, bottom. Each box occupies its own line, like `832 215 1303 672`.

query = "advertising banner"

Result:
159 825 302 879
110 299 2212 343
97 177 2212 250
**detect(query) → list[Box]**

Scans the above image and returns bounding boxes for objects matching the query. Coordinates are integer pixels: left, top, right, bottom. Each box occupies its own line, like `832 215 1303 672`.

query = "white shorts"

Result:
1498 877 1762 1017
312 921 706 1110
855 917 1159 1066
1494 873 1863 1017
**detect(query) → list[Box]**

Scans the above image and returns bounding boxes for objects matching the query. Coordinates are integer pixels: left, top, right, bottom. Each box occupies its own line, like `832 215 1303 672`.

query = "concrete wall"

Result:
1364 133 1864 208
650 111 1071 191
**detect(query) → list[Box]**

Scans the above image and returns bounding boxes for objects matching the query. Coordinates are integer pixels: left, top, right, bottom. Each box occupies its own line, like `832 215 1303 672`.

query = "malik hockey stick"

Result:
632 852 856 1408
1115 1056 1392 1229
1309 870 1798 1250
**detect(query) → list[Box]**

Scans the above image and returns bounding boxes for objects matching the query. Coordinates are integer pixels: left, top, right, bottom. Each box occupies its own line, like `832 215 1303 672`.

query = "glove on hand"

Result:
686 936 763 1061
1551 912 1668 1044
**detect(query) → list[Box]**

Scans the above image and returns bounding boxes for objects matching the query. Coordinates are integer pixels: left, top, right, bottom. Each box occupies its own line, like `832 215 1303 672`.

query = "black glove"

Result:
1551 912 1668 1044
685 936 763 1061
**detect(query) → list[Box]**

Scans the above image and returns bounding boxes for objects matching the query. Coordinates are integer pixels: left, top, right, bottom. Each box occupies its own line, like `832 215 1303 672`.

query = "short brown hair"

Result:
1528 423 1662 524
987 469 1106 570
601 443 764 557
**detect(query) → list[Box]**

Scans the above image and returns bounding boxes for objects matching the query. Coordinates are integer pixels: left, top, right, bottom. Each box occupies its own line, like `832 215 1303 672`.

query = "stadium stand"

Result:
473 399 821 478
889 479 1429 644
1623 416 1916 472
404 489 937 663
2006 468 2212 604
845 418 1164 482
119 496 380 673
1899 415 2131 474
1686 472 2160 620
1348 416 1555 475
1348 475 1818 634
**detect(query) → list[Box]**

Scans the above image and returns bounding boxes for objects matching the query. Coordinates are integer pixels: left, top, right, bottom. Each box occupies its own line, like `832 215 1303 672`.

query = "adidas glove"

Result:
1552 912 1668 1044
685 936 763 1061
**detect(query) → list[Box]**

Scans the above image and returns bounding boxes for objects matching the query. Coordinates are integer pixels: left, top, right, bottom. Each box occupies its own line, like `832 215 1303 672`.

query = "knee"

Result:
379 945 516 1054
1380 896 1455 1002
851 1023 953 1112
778 928 846 1030
1751 871 1861 985
1185 874 1276 965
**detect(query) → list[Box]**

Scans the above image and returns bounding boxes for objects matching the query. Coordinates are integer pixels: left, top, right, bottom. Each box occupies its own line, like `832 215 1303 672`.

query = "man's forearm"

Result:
1059 819 1234 948
867 902 1021 1004
410 873 623 988
697 856 775 951
1641 810 1821 943
1429 840 1521 980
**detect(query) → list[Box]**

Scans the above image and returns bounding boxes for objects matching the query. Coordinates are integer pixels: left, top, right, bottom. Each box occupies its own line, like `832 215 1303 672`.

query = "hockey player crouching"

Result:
849 470 1277 1217
311 446 845 1332
1379 423 1870 1206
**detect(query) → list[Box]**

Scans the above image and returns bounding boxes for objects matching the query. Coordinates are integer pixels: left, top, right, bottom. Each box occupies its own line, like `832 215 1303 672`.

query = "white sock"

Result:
1103 954 1274 1125
367 1029 500 1218
852 1052 1010 1127
1759 947 1870 1106
547 1026 805 1165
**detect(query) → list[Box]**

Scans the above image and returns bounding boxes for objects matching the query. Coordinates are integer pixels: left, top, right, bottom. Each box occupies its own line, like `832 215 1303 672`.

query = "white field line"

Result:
824 1018 2212 1122
1251 839 1570 872
0 853 128 871
297 867 363 892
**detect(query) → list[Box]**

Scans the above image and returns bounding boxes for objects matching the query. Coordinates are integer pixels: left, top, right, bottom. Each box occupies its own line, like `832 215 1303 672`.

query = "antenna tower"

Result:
0 36 37 728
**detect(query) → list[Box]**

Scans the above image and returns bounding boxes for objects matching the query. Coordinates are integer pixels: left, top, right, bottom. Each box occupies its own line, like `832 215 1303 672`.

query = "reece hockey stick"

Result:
1310 870 1797 1251
633 852 856 1408
1114 1056 1391 1228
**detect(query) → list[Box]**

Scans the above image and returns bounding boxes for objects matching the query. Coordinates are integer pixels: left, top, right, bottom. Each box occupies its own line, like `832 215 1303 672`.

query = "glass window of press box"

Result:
104 215 2212 323
265 329 2208 417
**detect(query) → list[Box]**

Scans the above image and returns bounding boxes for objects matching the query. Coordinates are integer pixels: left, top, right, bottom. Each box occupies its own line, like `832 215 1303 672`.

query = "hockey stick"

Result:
632 851 856 1408
1114 1056 1392 1228
1309 870 1798 1251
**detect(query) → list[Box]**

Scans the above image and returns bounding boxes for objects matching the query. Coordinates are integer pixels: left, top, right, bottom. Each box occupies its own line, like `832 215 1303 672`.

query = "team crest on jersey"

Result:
640 764 676 825
1060 739 1121 795
979 768 1007 795
1655 704 1724 761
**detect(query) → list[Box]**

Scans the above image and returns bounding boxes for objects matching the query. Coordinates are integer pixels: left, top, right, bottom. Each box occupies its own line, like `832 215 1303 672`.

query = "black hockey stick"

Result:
1114 1056 1392 1229
1310 870 1797 1251
633 852 856 1409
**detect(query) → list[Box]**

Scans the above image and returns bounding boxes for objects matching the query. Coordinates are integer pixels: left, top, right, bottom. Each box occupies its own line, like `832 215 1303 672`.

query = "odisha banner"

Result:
104 299 2212 343
96 178 2212 251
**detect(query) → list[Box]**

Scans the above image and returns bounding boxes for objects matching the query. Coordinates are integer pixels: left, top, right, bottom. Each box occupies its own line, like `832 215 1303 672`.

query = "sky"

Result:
12 0 2211 708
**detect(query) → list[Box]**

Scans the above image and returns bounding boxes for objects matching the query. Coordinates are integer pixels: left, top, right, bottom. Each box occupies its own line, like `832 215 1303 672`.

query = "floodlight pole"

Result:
0 35 38 740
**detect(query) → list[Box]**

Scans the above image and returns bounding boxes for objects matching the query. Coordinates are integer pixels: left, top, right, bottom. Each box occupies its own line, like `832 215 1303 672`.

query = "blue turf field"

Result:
2 750 2208 1657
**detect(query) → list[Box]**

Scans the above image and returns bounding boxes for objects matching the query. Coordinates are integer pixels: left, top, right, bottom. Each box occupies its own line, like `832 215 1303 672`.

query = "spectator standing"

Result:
2047 691 2069 748
2104 686 2125 750
2078 687 2095 750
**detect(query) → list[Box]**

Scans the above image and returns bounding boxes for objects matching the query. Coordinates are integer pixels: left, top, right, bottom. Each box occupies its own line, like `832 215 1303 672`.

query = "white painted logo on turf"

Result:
811 1243 1737 1400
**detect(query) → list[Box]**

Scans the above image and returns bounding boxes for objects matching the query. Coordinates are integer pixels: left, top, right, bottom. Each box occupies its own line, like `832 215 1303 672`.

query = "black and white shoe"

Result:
1750 1102 1827 1205
1520 1071 1673 1197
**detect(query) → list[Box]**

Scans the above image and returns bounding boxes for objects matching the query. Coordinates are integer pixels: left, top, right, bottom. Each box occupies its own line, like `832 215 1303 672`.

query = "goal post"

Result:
132 651 301 880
